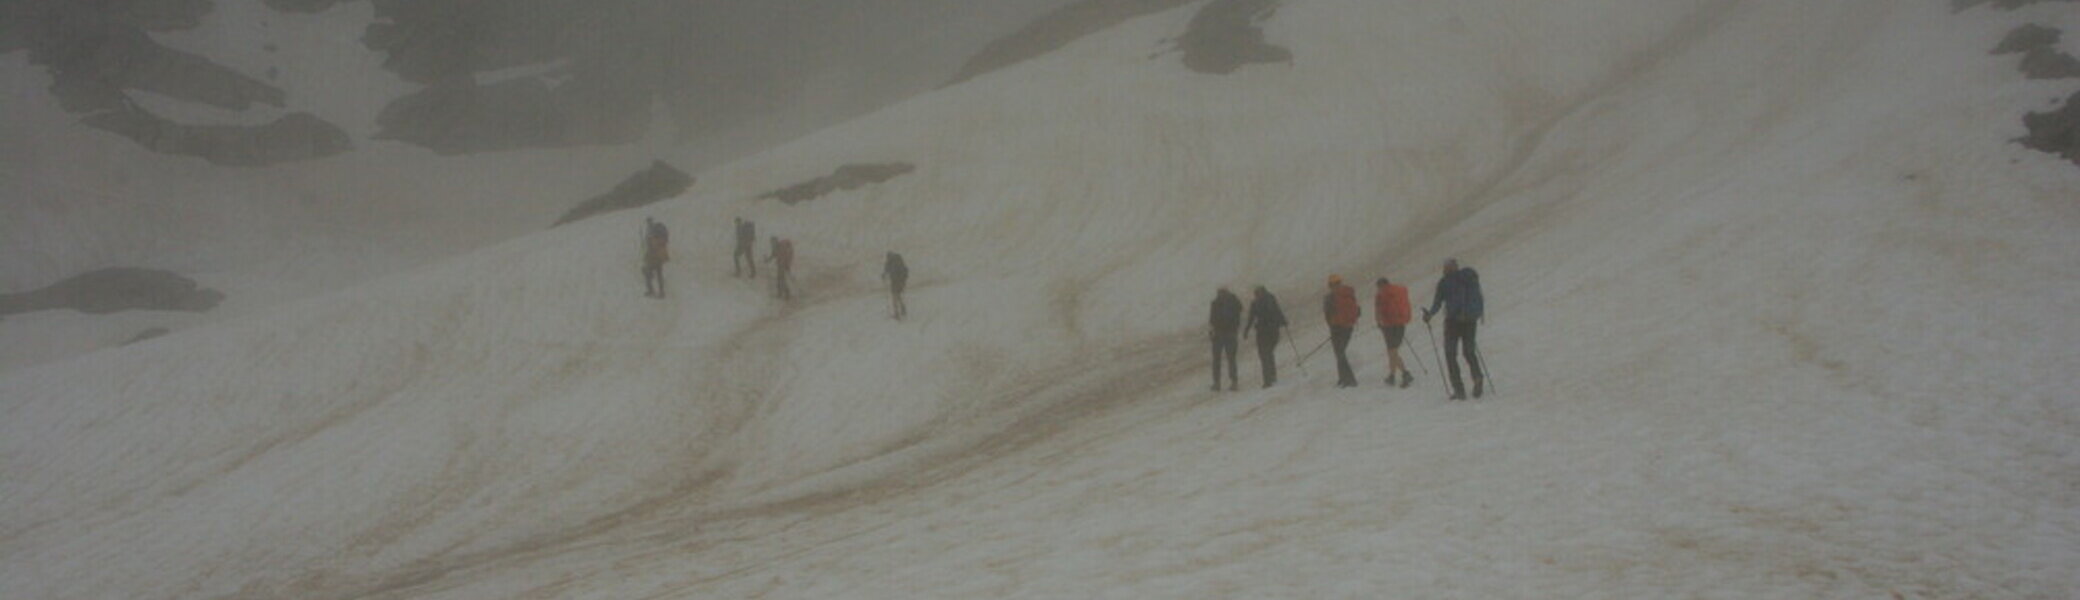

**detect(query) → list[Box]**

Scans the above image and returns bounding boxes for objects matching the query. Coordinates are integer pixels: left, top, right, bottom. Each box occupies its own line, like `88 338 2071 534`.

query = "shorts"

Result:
1378 325 1406 349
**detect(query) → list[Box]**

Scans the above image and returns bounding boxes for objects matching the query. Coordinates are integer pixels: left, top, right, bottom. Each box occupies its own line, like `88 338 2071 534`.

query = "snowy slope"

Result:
4 0 2078 599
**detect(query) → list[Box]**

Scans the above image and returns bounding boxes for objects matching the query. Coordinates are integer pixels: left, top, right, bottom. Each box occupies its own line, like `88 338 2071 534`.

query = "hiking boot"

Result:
1449 391 1467 400
1212 383 1222 392
1400 371 1414 388
1473 378 1485 398
1229 382 1239 391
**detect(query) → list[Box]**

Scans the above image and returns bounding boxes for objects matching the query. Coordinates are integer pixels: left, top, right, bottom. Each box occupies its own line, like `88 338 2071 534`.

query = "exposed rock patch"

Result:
0 268 225 317
2019 91 2080 164
85 107 352 167
552 161 696 227
1173 0 1291 75
1993 24 2080 80
125 327 173 345
758 163 916 205
2 0 353 165
948 0 1199 86
1953 0 2077 10
375 79 652 155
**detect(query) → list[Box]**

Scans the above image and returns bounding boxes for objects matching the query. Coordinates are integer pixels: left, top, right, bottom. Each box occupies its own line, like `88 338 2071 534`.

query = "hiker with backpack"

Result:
642 217 670 298
1323 275 1361 388
1422 259 1485 399
1208 286 1244 391
1375 277 1414 388
1241 285 1288 388
734 217 757 278
766 236 795 300
883 251 909 320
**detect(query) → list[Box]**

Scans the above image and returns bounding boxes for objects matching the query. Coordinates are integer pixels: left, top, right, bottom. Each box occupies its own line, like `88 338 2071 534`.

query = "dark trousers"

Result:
1443 319 1484 394
734 245 755 277
1211 331 1239 388
643 262 665 297
1330 325 1356 386
890 279 907 319
1254 328 1280 387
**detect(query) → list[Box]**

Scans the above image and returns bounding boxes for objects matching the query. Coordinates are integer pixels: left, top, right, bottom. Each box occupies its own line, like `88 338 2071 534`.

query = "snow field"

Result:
2 0 2077 598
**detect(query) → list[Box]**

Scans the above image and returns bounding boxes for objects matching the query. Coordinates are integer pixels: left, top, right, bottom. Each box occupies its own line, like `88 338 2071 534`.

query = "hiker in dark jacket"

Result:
1209 286 1244 391
882 251 909 320
734 218 756 278
1423 258 1485 399
766 236 795 300
1241 285 1288 388
642 217 670 298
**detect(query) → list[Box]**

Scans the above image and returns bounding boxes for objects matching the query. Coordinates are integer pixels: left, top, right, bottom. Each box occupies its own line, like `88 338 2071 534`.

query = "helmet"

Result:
1327 274 1343 286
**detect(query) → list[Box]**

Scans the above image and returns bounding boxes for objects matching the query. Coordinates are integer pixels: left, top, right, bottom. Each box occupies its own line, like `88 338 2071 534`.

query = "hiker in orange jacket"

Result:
1375 277 1414 388
1322 275 1361 388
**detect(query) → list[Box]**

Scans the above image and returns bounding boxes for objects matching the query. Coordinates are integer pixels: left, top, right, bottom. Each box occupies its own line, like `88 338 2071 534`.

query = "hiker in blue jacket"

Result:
1423 259 1485 399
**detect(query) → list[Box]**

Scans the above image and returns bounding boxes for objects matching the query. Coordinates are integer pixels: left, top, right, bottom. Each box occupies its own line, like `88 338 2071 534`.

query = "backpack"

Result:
646 222 670 263
1457 269 1483 320
886 253 908 280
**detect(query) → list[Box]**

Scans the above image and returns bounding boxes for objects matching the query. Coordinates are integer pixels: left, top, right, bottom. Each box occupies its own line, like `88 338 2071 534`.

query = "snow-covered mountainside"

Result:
4 0 2078 598
0 0 1073 371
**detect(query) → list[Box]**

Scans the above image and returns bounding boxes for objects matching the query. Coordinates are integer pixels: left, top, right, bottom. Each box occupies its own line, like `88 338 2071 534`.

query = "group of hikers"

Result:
641 216 911 320
1210 259 1488 400
644 215 1485 397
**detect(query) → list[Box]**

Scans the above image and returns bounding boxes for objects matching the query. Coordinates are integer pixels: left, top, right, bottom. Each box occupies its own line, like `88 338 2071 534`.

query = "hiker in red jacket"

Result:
1322 275 1361 388
1375 277 1414 388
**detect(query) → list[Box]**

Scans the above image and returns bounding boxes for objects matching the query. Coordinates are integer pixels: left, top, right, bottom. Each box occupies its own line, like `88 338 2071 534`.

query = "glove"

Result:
1421 309 1433 323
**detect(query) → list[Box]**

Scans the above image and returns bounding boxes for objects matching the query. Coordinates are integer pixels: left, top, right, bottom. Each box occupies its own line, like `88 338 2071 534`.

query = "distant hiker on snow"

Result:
1323 275 1361 388
642 217 670 298
1375 277 1414 388
1423 259 1485 399
733 217 757 278
883 251 909 320
1241 285 1288 388
1209 286 1244 391
766 236 796 300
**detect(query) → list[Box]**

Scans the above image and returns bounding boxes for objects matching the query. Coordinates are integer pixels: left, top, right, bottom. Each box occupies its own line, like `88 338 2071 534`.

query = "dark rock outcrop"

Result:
85 107 352 167
758 163 916 205
125 327 173 345
948 0 1199 86
1993 24 2080 80
375 79 653 155
0 268 225 317
1953 0 2077 11
3 0 353 165
552 161 696 227
1174 0 1291 75
2019 91 2080 164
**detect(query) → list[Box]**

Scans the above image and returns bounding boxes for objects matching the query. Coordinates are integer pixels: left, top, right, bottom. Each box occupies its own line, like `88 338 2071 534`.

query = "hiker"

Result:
766 236 795 300
1423 258 1485 399
1375 277 1414 388
1323 275 1361 388
1241 285 1288 388
1209 286 1244 391
642 217 670 298
734 217 757 278
882 251 909 320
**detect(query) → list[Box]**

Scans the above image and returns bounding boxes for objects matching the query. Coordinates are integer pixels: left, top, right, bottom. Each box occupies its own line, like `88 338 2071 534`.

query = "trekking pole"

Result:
1422 319 1448 400
1473 340 1497 395
1297 335 1331 367
1405 333 1431 376
1284 329 1309 377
